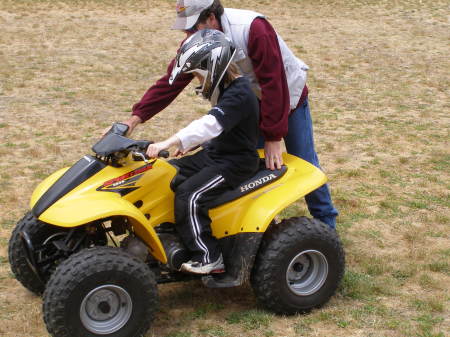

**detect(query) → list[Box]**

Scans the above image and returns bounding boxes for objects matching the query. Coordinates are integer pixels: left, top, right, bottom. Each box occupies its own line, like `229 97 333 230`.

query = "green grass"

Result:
226 310 273 331
413 314 446 337
165 332 192 337
411 299 445 314
198 325 230 337
427 261 449 275
339 271 384 300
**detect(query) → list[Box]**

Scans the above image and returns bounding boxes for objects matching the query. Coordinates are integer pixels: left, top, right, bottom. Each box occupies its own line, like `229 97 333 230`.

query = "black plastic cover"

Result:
32 155 106 217
92 133 151 157
107 122 129 136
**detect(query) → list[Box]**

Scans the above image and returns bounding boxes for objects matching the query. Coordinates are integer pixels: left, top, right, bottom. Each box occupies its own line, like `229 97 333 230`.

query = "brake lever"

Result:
132 150 169 162
132 151 149 163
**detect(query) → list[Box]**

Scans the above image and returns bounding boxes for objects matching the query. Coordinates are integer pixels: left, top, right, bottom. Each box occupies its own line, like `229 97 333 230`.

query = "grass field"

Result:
0 0 449 336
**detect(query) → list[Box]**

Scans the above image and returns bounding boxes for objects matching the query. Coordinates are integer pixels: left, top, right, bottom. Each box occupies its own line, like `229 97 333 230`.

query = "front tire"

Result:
251 217 345 314
8 212 61 295
43 246 158 337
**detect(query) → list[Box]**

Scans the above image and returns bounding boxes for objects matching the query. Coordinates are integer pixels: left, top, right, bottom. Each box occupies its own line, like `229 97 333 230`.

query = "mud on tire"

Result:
43 246 158 337
251 216 345 315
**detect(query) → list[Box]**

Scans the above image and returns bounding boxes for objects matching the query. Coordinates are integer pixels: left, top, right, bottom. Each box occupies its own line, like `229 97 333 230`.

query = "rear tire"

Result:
8 212 60 295
43 246 158 337
251 216 345 314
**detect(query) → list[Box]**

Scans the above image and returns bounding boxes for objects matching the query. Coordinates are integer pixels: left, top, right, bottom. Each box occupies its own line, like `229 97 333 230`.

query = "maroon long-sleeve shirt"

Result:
132 18 308 141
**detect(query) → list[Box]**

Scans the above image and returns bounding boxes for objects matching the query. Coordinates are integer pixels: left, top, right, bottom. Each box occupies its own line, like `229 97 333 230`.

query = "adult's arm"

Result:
248 18 290 169
247 18 290 142
131 58 194 123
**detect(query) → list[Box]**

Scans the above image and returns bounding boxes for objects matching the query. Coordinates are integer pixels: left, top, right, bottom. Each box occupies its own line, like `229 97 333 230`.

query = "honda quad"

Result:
8 123 345 337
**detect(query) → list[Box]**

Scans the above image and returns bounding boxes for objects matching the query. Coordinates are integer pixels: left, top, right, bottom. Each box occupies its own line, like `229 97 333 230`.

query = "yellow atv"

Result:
8 123 344 337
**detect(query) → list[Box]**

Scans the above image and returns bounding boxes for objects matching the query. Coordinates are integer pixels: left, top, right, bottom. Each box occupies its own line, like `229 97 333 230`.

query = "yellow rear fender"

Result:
210 152 327 238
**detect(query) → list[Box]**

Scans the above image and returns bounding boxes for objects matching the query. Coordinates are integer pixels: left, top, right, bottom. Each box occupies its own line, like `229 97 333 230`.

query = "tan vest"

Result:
221 8 309 109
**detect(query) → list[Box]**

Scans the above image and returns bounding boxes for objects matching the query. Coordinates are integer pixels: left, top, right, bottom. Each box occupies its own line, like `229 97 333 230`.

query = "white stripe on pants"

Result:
188 175 225 264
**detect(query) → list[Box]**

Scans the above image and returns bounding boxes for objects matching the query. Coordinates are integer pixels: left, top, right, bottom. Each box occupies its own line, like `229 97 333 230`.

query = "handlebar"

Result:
132 149 169 163
158 150 170 158
95 123 171 163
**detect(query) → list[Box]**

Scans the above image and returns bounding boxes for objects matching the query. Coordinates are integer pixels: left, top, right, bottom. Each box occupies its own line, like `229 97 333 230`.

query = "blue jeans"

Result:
259 99 338 228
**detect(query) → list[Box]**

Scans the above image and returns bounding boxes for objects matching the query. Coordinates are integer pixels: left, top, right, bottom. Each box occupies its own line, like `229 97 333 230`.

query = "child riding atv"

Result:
146 29 260 274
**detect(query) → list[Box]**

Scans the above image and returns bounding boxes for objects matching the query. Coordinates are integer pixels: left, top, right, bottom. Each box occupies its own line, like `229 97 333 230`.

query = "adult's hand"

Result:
121 115 143 136
264 140 283 170
100 115 142 138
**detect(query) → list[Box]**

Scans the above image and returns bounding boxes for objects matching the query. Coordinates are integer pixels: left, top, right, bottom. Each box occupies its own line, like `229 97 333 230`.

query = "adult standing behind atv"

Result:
121 0 339 228
146 29 261 275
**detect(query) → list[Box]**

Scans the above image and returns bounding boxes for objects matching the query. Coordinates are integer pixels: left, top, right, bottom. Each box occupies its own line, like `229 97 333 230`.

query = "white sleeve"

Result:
175 114 224 152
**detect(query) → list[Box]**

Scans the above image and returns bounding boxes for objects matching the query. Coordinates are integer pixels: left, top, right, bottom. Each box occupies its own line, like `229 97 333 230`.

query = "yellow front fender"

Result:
30 167 69 209
39 195 167 263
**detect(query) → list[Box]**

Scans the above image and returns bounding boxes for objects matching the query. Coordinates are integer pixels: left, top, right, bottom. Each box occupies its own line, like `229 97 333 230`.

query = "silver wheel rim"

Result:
286 250 328 296
80 285 132 335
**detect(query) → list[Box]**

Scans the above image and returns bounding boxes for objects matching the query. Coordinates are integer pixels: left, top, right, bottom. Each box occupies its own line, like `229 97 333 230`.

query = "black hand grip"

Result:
107 123 129 136
158 150 170 158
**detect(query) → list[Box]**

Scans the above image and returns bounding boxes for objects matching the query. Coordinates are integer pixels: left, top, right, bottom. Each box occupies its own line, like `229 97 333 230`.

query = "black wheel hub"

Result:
98 301 112 315
293 262 305 273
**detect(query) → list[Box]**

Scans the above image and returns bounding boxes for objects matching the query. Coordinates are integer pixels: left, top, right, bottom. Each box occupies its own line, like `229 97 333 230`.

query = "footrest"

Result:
202 273 243 288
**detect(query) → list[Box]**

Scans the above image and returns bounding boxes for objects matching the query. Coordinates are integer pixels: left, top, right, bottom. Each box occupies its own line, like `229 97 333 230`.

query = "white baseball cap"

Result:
172 0 214 30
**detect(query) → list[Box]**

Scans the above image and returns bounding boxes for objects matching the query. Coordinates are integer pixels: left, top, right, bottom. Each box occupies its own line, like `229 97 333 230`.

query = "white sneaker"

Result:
180 255 225 275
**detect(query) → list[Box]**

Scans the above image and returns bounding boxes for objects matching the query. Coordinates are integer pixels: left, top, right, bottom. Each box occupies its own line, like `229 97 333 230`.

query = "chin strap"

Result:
210 87 219 106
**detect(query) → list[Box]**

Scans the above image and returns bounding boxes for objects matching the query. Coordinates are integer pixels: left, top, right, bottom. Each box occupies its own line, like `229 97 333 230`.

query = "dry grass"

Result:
0 0 449 336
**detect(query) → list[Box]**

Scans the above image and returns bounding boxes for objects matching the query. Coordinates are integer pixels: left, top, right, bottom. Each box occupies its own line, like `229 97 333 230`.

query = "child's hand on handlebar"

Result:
146 141 170 158
146 135 182 158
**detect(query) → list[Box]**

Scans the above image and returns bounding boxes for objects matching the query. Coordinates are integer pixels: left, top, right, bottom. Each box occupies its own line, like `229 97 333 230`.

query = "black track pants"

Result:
171 152 232 264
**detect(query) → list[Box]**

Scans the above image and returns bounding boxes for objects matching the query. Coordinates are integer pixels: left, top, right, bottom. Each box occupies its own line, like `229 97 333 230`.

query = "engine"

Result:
159 233 191 271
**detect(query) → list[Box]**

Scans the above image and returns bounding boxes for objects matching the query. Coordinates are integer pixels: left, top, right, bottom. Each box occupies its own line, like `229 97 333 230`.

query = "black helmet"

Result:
169 29 236 103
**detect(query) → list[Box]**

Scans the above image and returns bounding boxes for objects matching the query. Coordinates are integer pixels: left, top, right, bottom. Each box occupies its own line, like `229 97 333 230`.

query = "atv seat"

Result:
170 160 287 208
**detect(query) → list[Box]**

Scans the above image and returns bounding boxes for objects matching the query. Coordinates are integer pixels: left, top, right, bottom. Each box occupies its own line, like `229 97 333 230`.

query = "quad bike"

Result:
8 123 345 337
